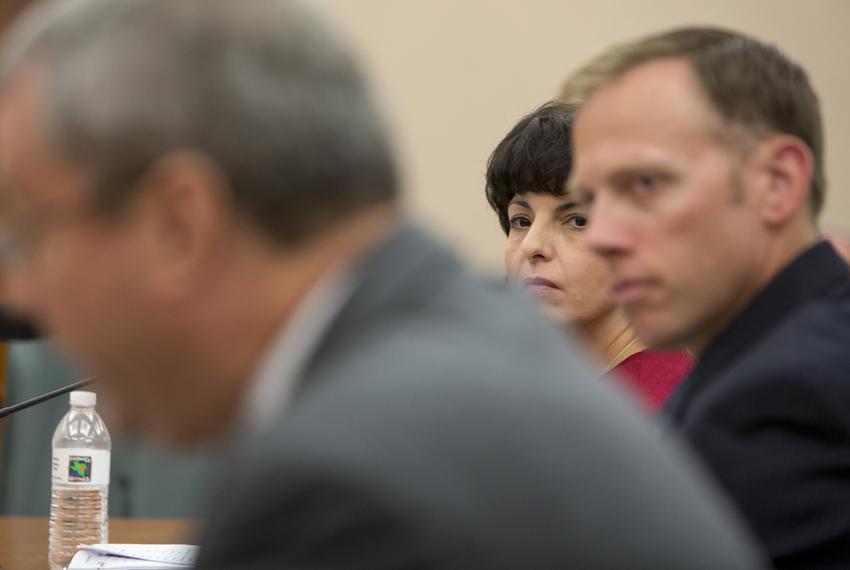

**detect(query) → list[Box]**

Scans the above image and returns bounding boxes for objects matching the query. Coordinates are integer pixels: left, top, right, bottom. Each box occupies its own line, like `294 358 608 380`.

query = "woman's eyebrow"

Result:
508 199 579 211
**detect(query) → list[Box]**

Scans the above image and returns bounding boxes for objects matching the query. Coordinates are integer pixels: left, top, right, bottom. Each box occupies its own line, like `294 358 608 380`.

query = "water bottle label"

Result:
52 449 111 486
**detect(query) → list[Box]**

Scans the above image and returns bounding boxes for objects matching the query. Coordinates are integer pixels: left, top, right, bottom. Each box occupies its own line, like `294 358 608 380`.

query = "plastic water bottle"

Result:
49 390 111 570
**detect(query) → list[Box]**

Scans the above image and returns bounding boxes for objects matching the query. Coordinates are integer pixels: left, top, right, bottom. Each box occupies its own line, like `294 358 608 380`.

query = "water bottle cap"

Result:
70 390 96 407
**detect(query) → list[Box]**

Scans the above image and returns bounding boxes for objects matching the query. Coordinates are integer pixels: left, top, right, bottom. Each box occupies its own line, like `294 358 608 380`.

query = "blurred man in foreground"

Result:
0 2 762 568
565 27 850 568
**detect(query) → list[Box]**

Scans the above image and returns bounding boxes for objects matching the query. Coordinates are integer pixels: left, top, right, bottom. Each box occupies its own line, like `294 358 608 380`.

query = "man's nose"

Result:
3 262 41 319
585 195 634 260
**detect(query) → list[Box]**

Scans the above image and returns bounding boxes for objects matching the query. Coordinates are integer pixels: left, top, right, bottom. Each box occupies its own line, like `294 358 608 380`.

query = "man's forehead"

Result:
574 58 724 151
0 65 45 165
0 76 35 211
0 67 92 210
569 60 734 192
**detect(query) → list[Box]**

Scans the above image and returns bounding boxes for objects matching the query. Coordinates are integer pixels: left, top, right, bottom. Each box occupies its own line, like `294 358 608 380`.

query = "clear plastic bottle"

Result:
49 390 111 570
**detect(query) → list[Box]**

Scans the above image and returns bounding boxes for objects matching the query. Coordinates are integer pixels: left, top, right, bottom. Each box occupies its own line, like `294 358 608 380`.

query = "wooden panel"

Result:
0 517 197 570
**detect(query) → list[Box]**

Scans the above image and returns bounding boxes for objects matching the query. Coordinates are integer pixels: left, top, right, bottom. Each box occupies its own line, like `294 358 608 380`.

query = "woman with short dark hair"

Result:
486 102 690 411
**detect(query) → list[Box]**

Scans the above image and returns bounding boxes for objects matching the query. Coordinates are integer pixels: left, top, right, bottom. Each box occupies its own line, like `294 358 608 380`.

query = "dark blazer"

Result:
664 240 850 569
195 225 762 569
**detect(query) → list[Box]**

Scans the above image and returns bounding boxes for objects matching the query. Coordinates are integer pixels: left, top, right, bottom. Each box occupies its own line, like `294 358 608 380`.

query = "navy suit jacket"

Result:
665 241 850 569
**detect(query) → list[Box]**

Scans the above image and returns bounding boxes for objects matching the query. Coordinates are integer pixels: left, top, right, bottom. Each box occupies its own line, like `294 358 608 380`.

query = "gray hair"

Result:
0 0 398 244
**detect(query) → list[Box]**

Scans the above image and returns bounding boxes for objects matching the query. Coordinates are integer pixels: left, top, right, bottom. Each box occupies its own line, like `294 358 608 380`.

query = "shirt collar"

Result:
237 263 357 437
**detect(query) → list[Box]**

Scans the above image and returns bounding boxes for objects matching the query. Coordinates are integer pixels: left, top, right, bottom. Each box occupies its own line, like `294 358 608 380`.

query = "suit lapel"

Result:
663 240 850 424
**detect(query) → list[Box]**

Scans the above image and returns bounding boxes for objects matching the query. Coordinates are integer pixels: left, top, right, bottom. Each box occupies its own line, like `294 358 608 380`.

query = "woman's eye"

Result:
509 215 531 230
565 215 588 230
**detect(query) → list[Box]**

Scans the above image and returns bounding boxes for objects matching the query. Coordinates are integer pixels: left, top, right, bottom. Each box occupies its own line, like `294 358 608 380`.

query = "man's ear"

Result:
133 150 232 299
749 134 814 227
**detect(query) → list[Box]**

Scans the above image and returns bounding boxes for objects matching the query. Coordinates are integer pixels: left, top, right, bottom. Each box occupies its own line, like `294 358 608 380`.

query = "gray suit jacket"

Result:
195 225 763 569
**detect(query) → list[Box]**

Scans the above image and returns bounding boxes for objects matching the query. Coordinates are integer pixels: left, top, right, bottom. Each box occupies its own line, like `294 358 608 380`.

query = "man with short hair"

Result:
566 26 850 568
0 3 762 568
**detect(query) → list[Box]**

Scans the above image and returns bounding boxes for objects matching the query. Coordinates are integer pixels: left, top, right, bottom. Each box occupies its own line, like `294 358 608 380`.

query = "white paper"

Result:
69 544 198 569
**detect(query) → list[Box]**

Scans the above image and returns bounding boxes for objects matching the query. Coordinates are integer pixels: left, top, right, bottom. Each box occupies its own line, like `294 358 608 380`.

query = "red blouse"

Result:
612 350 693 412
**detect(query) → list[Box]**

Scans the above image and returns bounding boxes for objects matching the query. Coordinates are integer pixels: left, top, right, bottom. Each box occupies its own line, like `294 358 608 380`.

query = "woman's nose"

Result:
519 221 554 262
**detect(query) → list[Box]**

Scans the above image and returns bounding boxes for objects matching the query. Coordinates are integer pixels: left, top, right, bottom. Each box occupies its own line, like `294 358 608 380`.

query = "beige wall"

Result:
321 0 850 271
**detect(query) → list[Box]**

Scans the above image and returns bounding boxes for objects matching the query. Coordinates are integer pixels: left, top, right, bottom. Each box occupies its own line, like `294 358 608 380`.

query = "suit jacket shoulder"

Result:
196 225 763 570
669 241 850 568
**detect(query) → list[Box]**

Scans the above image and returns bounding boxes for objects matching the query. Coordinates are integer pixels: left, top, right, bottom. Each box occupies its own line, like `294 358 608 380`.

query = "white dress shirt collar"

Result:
238 264 357 436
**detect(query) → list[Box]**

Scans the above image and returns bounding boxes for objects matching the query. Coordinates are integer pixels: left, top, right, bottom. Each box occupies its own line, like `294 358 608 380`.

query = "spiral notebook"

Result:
67 544 198 569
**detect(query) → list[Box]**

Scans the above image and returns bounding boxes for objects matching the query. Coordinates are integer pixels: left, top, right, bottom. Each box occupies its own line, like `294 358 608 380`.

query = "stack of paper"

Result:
68 544 199 570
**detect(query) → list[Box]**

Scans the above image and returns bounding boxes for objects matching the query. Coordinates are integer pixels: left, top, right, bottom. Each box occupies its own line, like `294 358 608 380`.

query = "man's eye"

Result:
633 174 660 193
509 215 531 230
565 215 588 230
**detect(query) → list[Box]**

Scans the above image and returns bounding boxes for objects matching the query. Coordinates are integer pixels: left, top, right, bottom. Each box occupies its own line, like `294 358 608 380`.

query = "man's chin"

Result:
108 417 218 451
631 318 690 351
147 415 232 450
96 398 193 448
98 400 147 439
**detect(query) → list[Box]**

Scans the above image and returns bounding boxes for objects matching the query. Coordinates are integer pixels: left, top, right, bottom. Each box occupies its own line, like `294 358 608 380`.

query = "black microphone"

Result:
0 304 40 340
0 377 95 419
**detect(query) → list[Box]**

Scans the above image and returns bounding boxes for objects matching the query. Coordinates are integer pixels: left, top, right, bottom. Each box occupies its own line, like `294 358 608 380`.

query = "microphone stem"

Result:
0 377 95 419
